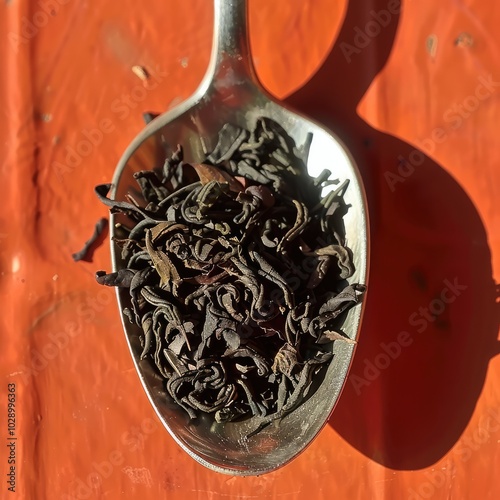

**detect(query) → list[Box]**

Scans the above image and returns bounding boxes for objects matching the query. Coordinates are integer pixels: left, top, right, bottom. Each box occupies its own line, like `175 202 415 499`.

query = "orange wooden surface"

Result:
1 0 499 499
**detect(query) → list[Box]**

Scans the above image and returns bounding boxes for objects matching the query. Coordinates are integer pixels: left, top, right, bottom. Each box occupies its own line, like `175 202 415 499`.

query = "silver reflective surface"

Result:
109 0 369 475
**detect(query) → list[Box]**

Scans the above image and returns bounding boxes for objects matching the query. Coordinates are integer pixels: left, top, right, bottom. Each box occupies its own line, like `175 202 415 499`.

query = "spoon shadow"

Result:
284 0 500 469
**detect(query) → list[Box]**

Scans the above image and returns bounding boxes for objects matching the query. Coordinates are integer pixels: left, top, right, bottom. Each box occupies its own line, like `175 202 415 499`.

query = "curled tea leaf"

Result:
73 218 108 262
95 269 135 287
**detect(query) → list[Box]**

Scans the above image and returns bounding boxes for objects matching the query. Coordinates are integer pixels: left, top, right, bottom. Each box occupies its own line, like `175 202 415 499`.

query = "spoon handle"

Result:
206 0 258 85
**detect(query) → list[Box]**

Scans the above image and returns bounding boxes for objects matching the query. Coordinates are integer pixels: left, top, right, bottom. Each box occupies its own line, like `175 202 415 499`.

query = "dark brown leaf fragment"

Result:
72 218 108 262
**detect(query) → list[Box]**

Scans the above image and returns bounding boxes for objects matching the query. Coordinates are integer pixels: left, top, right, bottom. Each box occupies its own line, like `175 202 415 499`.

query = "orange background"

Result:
1 0 499 499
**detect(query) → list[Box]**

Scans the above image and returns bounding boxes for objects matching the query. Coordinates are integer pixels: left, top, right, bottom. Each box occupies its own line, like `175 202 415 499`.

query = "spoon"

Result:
108 0 368 475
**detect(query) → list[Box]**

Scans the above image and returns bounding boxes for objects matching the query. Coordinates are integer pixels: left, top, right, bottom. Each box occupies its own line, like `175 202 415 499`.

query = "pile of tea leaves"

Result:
95 117 365 433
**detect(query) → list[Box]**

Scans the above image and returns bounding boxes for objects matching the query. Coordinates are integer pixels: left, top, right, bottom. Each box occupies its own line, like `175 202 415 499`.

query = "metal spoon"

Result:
108 0 368 475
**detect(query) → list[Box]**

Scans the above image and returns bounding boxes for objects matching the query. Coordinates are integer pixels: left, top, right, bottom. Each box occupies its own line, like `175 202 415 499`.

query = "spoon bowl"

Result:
109 0 368 475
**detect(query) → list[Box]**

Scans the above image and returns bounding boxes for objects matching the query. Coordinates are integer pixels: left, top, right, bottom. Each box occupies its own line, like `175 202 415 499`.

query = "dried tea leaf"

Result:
311 244 354 279
206 123 248 164
73 218 108 262
272 344 299 378
145 229 180 286
317 330 356 345
191 163 244 192
95 269 135 287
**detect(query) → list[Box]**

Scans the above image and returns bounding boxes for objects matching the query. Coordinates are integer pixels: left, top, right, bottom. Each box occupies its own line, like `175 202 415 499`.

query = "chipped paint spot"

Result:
426 34 438 58
132 65 150 81
455 32 474 48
